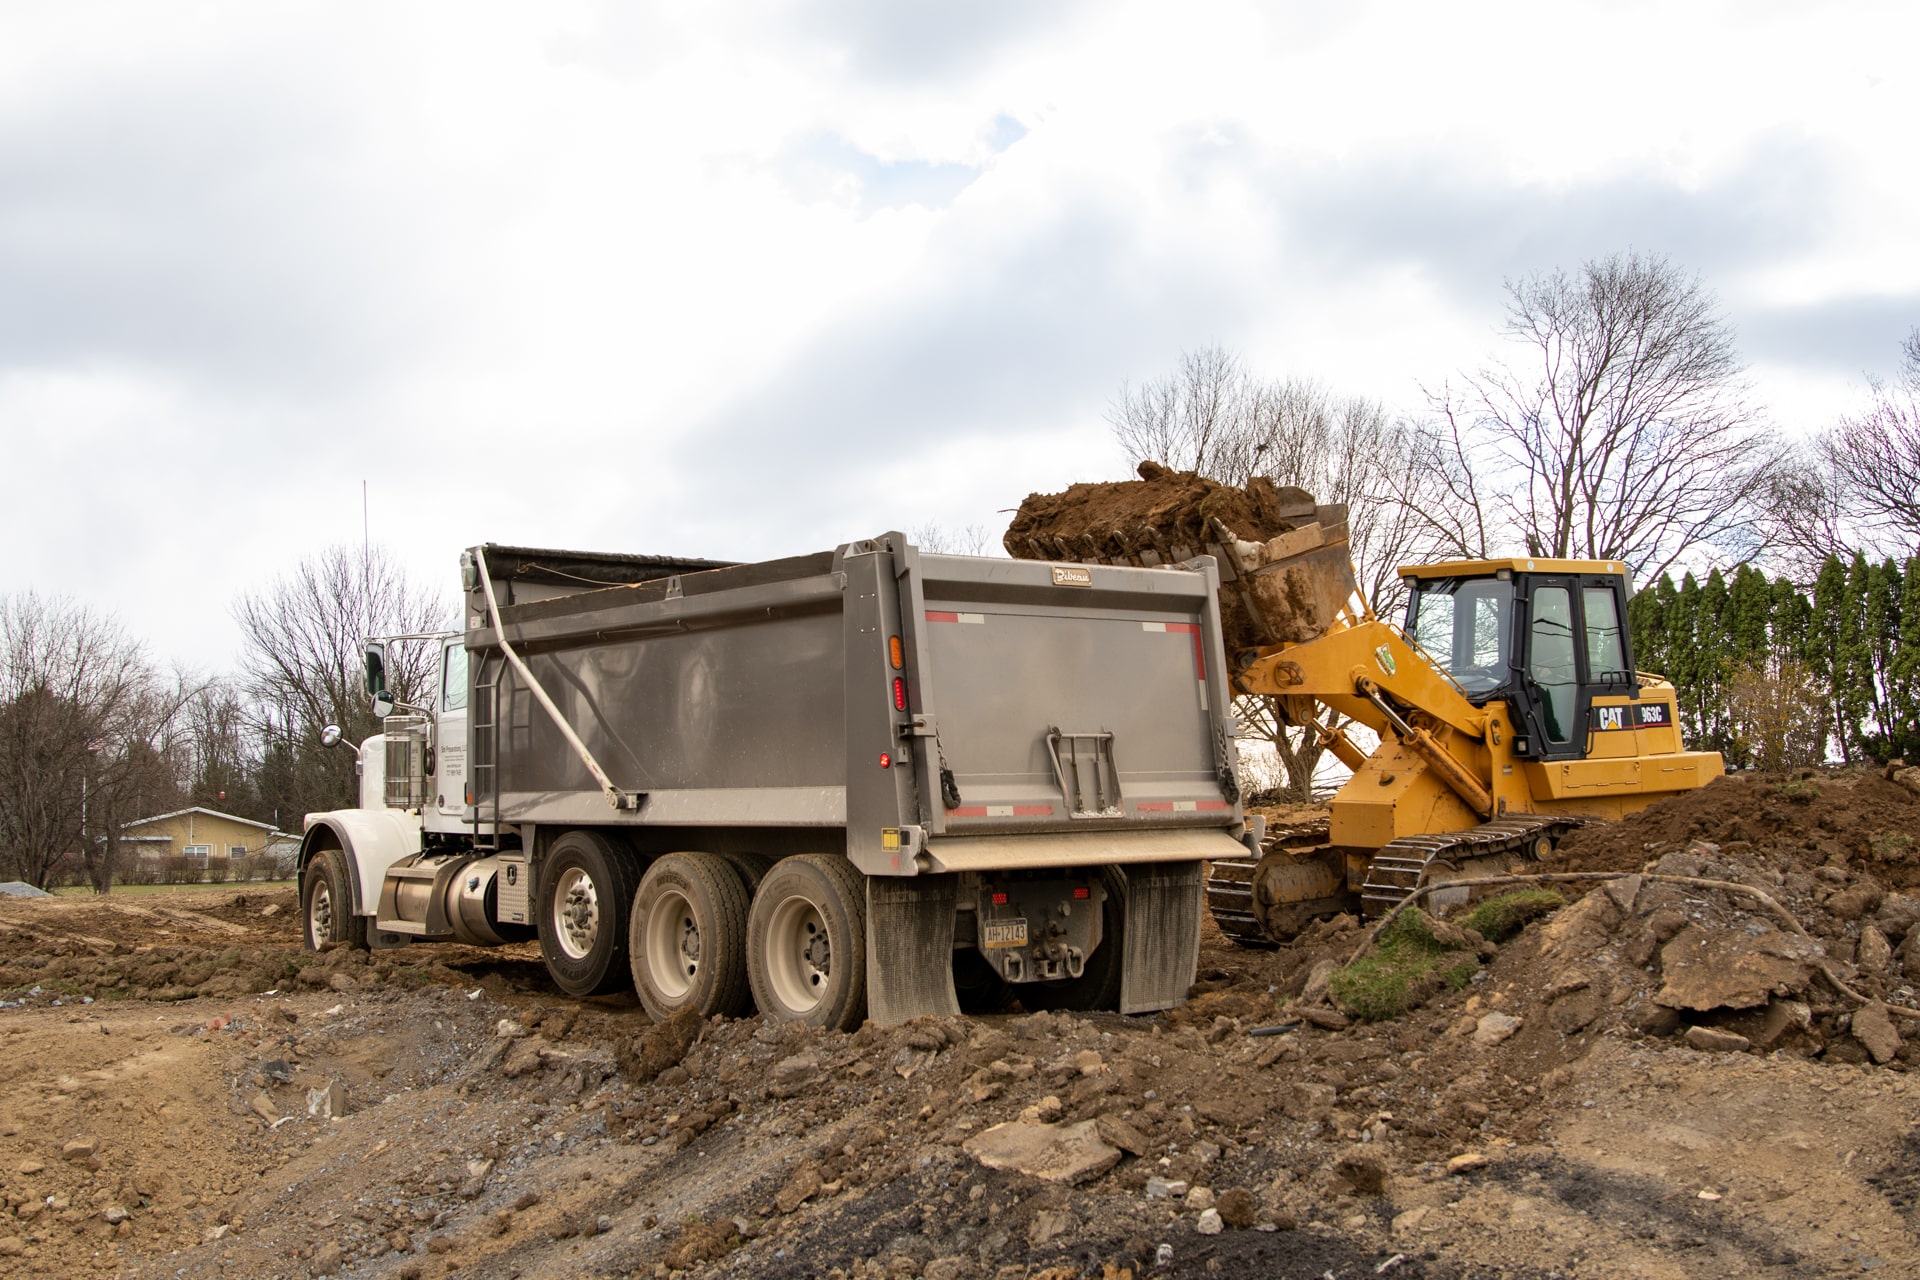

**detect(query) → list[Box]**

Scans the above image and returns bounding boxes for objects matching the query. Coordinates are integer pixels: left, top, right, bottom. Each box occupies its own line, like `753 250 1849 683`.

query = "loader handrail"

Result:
472 545 638 811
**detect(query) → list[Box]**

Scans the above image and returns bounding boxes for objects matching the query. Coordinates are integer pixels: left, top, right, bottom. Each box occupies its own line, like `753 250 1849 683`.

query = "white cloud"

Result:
2 0 1916 666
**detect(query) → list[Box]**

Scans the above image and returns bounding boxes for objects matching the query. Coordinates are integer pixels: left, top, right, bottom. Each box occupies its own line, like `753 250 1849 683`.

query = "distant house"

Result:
118 807 298 861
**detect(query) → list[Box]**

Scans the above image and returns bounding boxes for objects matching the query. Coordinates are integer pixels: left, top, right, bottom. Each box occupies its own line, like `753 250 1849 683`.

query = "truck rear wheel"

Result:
537 830 642 998
302 848 368 952
630 852 751 1021
1017 866 1126 1013
746 854 867 1031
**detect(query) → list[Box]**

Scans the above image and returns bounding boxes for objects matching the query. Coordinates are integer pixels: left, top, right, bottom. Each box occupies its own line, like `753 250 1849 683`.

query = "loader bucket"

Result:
1005 463 1360 652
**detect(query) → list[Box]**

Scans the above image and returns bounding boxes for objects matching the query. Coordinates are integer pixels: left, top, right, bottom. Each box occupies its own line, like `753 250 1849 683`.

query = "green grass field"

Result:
50 879 296 897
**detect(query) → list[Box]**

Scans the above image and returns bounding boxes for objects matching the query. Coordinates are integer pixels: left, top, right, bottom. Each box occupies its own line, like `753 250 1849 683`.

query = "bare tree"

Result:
1111 347 1464 800
233 545 450 823
1760 328 1920 578
1437 253 1779 582
0 594 192 890
910 523 997 556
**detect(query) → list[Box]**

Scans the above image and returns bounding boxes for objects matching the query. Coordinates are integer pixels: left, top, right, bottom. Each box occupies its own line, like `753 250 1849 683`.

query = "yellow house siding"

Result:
120 810 284 858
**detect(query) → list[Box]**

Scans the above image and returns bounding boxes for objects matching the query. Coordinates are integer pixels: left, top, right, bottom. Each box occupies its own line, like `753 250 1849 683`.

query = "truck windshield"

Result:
1405 577 1514 696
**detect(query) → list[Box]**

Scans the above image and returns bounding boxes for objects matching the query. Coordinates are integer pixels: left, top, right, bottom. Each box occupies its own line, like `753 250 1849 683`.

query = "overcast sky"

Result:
4 1 1916 668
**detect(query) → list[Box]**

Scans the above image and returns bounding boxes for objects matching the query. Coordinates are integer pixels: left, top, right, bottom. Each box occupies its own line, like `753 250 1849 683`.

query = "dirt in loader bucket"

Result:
1005 461 1360 650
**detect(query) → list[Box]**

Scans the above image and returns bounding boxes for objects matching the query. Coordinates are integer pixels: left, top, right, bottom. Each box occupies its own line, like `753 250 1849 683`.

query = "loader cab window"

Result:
1583 587 1628 685
1405 577 1514 698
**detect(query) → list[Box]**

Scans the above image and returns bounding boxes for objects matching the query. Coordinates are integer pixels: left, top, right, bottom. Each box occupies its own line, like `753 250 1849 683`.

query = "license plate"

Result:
982 918 1028 949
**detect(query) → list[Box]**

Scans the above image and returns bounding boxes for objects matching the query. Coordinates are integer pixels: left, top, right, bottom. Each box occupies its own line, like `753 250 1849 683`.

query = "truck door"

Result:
433 640 470 822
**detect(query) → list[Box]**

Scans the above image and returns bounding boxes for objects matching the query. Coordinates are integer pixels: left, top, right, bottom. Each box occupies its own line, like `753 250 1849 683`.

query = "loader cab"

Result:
1401 558 1636 763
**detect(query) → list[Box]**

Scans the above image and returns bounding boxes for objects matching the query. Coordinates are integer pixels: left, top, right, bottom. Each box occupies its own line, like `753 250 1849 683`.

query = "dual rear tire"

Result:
533 835 868 1030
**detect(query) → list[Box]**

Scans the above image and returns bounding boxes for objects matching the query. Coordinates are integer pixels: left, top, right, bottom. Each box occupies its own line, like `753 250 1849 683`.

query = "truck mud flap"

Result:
1119 861 1203 1015
865 876 962 1026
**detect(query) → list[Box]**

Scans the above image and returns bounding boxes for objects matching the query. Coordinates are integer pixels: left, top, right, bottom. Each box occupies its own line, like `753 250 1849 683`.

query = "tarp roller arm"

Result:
473 545 639 811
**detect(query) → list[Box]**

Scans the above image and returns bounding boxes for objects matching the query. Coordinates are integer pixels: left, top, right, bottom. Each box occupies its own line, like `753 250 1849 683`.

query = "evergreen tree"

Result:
1894 556 1920 760
1810 554 1852 762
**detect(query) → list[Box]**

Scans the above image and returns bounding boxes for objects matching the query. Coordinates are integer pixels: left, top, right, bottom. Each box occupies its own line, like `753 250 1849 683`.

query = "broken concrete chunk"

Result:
774 1162 823 1214
1299 959 1339 1005
1472 1012 1523 1047
1857 925 1894 975
60 1140 95 1163
1853 1001 1903 1065
1654 925 1823 1011
248 1093 279 1123
1683 1026 1751 1053
1446 1152 1490 1175
1094 1114 1150 1157
1195 1207 1224 1235
962 1119 1121 1185
1604 874 1645 916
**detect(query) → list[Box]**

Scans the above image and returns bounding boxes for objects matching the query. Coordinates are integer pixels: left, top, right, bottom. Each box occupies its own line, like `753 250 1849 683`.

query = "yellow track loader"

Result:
1007 466 1724 945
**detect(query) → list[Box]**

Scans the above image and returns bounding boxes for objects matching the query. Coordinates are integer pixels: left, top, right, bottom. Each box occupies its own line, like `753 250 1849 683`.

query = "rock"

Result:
1829 884 1884 921
1183 1186 1215 1211
327 971 356 993
1095 1115 1149 1157
1194 1208 1223 1235
1300 960 1339 1004
1654 925 1823 1011
775 1163 823 1214
1472 1012 1523 1047
963 1120 1120 1185
1853 1001 1903 1065
1859 926 1894 975
496 1019 528 1039
769 1052 824 1098
310 1242 344 1276
1446 1152 1490 1175
1026 1208 1071 1246
61 1140 95 1162
427 1234 454 1254
1604 874 1645 915
503 1035 555 1078
249 1093 279 1122
1683 1026 1751 1053
663 1219 736 1270
1874 894 1920 942
1215 1186 1257 1229
1631 1002 1682 1036
101 1205 128 1224
0 1237 22 1257
1297 1005 1349 1031
1144 1177 1188 1200
1391 1206 1430 1235
1332 1149 1389 1195
16 1160 43 1175
616 1007 704 1083
1017 1096 1063 1124
1547 991 1599 1035
1538 891 1620 956
1196 1094 1264 1128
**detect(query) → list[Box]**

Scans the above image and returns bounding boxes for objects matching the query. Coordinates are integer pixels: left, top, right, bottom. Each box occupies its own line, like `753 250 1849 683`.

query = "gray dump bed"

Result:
466 535 1246 875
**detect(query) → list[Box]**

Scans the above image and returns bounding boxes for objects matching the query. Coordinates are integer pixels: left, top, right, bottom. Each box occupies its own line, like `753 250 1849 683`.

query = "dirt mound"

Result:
1003 462 1305 561
1553 769 1920 885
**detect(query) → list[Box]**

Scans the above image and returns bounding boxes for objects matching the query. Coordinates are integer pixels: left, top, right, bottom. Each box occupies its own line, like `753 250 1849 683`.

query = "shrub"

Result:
1459 889 1566 942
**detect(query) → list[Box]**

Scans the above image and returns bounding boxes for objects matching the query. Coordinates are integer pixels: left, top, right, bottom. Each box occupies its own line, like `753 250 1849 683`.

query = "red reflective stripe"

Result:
1012 805 1054 816
948 806 988 817
925 610 959 622
1137 801 1174 811
1196 800 1230 811
1164 621 1206 679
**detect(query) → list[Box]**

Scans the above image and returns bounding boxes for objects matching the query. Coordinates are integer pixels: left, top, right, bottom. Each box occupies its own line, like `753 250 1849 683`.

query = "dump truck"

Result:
298 536 1253 1027
1005 465 1726 945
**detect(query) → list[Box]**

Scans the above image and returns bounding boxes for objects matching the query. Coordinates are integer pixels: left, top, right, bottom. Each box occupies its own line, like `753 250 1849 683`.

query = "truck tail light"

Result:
1073 886 1090 899
892 677 907 711
889 635 903 669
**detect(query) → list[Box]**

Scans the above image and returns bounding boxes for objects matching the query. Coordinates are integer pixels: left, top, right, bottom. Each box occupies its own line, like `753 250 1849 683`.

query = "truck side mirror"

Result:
372 693 395 720
364 642 389 699
320 725 343 747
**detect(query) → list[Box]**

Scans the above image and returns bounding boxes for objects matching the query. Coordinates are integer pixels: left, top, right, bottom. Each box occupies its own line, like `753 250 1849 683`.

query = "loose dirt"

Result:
1 768 1916 1280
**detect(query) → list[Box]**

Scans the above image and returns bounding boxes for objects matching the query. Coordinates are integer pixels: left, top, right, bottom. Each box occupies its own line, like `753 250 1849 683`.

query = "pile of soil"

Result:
3 774 1920 1280
1002 463 1302 563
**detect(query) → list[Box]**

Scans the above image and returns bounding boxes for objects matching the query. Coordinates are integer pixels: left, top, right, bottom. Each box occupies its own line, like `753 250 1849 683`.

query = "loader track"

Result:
1358 814 1593 918
1205 819 1332 949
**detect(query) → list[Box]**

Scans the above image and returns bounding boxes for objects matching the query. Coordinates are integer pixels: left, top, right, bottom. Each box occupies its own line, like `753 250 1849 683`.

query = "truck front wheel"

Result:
537 830 643 997
630 852 751 1021
746 854 867 1031
302 849 368 952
